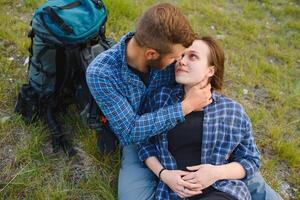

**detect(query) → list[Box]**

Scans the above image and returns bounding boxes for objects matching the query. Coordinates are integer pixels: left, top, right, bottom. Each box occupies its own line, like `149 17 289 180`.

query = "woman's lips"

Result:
176 68 188 73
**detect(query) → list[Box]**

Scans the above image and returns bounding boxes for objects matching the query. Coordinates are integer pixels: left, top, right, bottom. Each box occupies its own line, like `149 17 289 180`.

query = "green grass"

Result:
0 0 299 199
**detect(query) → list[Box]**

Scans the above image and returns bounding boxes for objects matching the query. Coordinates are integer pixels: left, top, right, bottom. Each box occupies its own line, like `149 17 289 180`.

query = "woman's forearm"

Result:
144 156 165 177
215 162 246 180
145 158 246 183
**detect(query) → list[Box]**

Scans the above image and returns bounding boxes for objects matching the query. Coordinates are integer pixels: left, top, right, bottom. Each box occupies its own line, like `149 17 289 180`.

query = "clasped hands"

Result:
160 164 218 198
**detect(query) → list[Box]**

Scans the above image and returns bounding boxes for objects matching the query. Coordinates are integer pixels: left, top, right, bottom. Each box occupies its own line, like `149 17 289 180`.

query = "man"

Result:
87 3 282 200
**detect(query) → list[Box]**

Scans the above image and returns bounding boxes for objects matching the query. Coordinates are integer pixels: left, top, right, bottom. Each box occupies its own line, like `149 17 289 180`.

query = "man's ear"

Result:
207 66 216 78
144 48 160 60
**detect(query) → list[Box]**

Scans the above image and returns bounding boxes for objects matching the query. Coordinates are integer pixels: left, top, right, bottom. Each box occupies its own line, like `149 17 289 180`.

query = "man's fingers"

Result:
195 82 212 100
203 84 212 96
207 98 213 105
196 77 209 89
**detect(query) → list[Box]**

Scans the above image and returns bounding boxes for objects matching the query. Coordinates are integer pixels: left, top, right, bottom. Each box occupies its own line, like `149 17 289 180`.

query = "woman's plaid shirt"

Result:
137 85 261 200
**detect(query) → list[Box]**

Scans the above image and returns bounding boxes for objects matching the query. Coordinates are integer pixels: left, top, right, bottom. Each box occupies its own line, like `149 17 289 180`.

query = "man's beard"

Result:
146 57 166 70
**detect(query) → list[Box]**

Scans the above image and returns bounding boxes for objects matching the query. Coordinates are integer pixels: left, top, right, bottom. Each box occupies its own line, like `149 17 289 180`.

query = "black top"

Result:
167 111 204 170
167 111 217 198
188 189 237 200
128 65 149 86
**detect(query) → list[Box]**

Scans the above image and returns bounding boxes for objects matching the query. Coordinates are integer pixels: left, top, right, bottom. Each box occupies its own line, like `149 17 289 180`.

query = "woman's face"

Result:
175 40 215 86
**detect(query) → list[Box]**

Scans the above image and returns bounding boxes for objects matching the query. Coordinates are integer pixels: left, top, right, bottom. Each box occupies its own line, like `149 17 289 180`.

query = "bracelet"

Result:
158 168 166 180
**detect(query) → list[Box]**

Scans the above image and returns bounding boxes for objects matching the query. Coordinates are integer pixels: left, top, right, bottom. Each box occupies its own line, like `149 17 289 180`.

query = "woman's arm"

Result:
137 139 200 197
144 156 165 178
229 110 261 180
183 162 246 189
214 162 246 180
183 109 261 189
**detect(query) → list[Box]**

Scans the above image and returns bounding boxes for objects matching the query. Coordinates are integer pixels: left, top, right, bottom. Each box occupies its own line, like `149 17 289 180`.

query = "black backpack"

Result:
14 0 118 156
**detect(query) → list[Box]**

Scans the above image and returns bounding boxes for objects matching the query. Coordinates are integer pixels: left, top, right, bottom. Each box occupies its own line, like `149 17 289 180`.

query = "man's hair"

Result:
201 36 225 92
134 3 196 55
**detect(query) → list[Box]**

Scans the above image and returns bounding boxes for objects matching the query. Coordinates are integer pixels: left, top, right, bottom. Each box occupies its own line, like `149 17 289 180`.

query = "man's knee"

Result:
118 166 156 200
245 172 282 200
118 186 155 200
118 145 156 200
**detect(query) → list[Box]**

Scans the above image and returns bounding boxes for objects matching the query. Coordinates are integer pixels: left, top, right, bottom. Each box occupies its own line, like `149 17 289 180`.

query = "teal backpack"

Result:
15 0 117 156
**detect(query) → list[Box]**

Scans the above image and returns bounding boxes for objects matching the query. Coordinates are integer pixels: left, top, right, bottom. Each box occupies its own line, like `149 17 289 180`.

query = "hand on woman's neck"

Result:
184 85 203 112
183 82 212 112
126 37 149 73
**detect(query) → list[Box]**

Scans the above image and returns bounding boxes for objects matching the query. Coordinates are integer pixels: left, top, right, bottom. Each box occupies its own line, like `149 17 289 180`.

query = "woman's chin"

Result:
175 77 186 85
175 79 193 86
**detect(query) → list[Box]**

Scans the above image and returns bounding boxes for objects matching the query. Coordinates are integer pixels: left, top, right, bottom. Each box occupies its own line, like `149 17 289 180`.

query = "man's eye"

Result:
176 54 185 61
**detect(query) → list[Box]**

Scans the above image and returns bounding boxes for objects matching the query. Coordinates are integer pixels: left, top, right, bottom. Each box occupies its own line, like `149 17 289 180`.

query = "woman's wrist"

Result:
159 169 169 182
158 168 166 180
213 162 246 180
214 165 225 181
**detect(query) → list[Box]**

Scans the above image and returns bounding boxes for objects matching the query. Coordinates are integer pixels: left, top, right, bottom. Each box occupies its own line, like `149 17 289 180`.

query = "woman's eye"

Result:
189 54 198 60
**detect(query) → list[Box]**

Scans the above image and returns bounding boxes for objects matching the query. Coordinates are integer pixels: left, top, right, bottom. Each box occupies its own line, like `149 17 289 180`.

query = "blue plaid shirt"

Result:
137 85 261 200
86 32 185 146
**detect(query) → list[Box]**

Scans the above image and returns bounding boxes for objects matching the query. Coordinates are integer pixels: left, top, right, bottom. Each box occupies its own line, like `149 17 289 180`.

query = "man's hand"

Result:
182 164 219 190
182 82 212 115
160 170 203 198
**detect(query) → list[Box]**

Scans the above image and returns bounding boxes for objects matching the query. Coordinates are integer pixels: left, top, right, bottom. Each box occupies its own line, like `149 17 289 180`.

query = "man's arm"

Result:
87 70 185 145
87 67 212 145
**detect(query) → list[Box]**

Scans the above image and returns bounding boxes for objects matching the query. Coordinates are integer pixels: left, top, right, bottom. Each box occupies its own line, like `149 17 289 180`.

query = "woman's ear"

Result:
144 48 160 60
207 66 216 78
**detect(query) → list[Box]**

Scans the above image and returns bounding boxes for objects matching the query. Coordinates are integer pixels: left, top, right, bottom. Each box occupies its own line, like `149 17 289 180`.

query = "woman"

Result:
137 37 261 200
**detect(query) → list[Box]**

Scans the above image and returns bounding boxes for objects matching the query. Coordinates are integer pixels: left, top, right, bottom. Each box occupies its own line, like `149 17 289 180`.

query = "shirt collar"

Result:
119 32 134 68
119 32 146 88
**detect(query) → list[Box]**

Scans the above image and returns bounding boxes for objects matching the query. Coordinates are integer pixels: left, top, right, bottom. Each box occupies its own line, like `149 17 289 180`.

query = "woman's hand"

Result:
183 164 219 190
160 170 203 198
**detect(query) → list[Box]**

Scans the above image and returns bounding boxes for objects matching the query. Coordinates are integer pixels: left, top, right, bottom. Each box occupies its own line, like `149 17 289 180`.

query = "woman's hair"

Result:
200 36 225 92
135 3 196 55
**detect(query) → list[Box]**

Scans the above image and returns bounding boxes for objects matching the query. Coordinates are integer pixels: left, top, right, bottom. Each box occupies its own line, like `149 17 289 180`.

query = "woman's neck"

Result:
184 84 212 111
184 85 200 111
184 85 193 96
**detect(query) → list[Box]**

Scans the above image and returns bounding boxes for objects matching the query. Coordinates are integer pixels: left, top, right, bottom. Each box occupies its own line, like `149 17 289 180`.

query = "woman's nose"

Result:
178 55 187 66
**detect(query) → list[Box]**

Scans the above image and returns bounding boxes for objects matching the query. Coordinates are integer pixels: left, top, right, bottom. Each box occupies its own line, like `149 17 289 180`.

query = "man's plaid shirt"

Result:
137 85 261 200
86 32 185 146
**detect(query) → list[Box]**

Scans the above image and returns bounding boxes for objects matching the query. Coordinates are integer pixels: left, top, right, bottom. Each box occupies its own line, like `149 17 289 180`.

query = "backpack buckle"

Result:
92 0 103 8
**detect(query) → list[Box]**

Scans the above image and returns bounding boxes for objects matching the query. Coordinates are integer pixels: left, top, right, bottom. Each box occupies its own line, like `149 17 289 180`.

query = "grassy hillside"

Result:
0 0 299 199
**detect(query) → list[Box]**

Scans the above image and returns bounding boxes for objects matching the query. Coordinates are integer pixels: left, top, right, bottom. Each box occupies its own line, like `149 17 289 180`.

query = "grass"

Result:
0 0 299 199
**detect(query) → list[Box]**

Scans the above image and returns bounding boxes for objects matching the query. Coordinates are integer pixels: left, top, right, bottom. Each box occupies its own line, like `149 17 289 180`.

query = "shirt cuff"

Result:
139 148 157 162
238 158 258 180
171 102 185 125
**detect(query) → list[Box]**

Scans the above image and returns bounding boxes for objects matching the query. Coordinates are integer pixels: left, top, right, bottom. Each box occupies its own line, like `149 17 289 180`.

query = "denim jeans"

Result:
118 145 156 200
118 145 283 200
